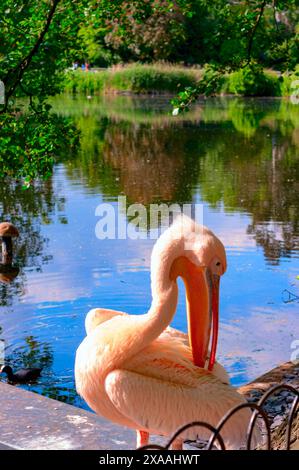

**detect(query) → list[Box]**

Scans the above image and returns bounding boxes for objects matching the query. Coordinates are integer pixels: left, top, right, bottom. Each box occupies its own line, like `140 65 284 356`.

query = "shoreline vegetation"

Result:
63 63 299 98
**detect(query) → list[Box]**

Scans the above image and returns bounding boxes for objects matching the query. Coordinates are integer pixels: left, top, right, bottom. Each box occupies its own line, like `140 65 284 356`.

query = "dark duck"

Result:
0 365 42 383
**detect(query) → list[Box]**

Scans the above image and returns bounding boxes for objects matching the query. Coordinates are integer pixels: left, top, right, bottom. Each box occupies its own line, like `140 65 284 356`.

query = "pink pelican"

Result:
75 216 259 449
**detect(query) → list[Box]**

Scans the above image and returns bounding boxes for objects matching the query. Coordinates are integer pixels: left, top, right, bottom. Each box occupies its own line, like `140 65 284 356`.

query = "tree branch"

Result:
246 0 268 65
2 0 61 111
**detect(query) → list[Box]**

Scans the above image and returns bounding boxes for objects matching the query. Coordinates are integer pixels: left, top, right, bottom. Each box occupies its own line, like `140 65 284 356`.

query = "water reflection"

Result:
62 95 299 263
4 335 53 369
0 95 298 406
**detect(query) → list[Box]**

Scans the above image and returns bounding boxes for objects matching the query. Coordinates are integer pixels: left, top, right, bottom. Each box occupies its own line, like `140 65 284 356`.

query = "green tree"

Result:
0 0 88 181
79 1 298 68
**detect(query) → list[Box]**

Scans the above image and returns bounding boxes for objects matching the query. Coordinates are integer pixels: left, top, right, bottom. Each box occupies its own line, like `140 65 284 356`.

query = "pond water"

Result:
0 95 298 410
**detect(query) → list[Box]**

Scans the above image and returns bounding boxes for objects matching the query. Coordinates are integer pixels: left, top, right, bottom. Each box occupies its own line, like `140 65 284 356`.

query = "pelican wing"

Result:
105 368 259 449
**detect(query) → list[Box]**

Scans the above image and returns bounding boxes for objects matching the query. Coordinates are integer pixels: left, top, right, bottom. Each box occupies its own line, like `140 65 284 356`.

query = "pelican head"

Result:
151 215 227 371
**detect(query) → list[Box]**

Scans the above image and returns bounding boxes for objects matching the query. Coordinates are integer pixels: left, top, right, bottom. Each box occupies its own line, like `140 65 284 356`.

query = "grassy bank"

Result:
64 63 299 97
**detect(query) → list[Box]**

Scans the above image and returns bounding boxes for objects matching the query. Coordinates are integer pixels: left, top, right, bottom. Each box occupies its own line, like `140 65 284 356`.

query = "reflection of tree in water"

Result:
246 132 299 264
198 123 298 264
65 97 299 264
64 115 121 196
41 385 79 405
65 116 202 214
247 223 296 263
102 121 201 205
0 179 68 306
3 335 53 370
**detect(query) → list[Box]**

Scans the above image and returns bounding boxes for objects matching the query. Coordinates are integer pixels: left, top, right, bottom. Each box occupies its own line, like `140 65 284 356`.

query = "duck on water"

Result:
0 365 42 383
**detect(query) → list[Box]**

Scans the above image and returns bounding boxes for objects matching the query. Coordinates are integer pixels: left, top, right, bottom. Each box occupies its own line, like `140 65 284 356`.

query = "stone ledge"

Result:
0 382 135 450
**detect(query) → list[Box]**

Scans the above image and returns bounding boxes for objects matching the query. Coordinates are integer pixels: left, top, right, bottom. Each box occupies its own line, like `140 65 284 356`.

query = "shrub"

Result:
228 64 281 97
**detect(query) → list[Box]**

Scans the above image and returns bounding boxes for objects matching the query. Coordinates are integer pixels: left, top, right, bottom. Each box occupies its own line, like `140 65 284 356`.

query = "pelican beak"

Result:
208 274 220 371
170 256 220 369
